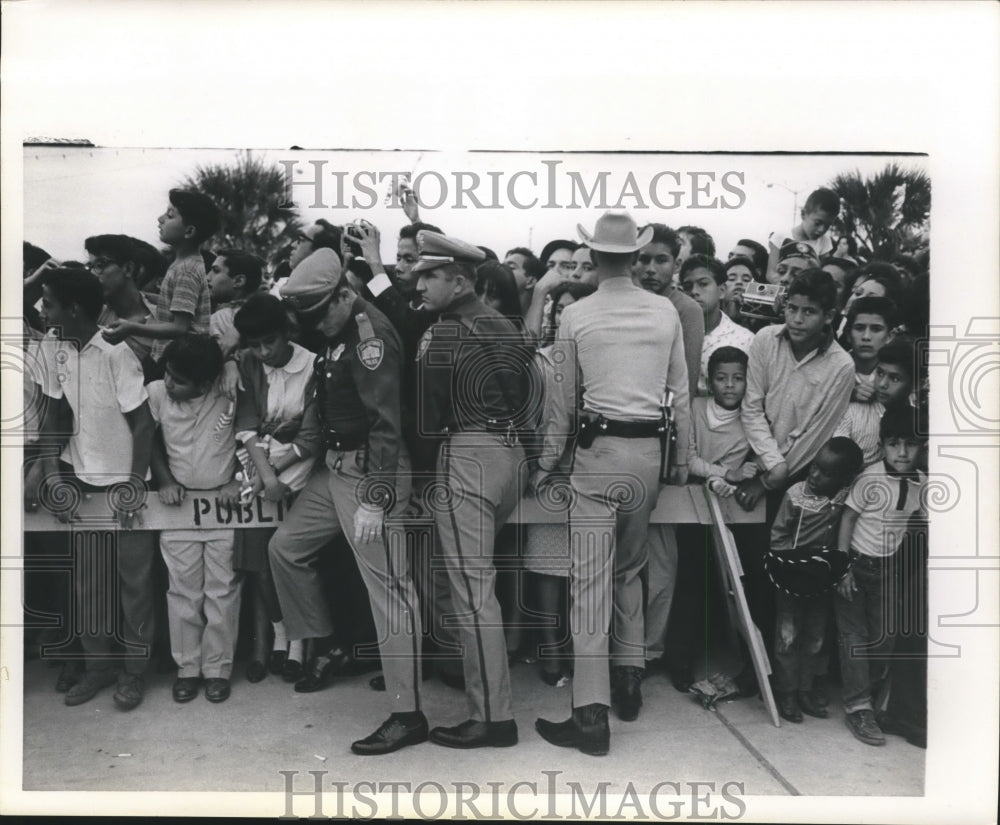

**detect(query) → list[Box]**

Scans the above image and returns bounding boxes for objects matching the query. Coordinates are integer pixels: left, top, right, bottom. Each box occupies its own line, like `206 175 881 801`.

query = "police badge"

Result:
357 338 384 370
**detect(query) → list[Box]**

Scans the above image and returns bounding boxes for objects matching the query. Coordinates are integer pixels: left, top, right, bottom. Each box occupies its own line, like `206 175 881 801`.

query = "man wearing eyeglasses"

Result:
87 235 160 381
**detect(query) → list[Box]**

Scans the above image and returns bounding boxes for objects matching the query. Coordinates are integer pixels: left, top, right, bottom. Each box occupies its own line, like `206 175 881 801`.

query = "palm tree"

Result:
180 150 302 265
828 163 930 260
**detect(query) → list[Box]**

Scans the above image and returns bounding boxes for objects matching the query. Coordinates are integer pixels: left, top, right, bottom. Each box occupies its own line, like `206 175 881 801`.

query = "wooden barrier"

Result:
22 485 764 531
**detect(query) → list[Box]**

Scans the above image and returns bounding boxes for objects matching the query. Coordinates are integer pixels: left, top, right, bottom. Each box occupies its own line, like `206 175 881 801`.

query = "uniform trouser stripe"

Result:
442 444 494 720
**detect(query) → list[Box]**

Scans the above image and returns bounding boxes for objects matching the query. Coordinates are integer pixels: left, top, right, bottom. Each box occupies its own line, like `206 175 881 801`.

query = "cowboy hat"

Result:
576 210 654 253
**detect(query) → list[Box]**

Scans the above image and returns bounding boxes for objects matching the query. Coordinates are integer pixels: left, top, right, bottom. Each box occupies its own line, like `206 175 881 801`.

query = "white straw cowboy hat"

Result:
576 210 654 253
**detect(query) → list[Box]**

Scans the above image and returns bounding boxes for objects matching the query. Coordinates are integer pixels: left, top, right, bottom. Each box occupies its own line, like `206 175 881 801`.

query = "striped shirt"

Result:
834 400 885 466
151 255 211 362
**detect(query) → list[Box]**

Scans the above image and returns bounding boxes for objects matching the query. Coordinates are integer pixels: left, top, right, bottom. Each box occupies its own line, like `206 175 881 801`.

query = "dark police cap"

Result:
778 239 821 265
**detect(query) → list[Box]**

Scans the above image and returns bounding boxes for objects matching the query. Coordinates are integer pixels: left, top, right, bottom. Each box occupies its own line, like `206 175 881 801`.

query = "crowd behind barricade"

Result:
20 179 930 757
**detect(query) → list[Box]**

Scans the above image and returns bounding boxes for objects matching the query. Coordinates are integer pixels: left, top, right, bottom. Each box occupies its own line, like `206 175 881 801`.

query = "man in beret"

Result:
411 230 535 749
534 210 691 755
270 248 427 756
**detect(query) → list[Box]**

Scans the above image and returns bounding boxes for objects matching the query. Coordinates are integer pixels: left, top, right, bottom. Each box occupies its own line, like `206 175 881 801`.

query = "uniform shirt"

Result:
847 462 926 558
98 293 158 366
151 255 211 362
147 381 236 490
834 399 886 467
699 312 755 395
771 481 849 552
314 297 403 477
414 292 532 471
38 331 148 485
688 397 751 480
554 276 690 464
741 324 854 477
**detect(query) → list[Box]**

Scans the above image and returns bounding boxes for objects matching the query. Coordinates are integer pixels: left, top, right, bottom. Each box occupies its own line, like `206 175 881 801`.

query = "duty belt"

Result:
577 415 661 447
324 430 365 452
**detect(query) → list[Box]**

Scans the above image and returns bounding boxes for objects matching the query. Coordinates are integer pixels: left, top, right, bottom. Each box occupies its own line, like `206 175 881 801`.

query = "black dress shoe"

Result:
536 703 610 756
351 712 429 755
281 658 303 683
797 689 829 718
611 666 643 722
172 676 201 703
776 691 803 723
268 649 288 676
294 654 340 693
429 719 518 749
246 660 267 684
205 678 231 703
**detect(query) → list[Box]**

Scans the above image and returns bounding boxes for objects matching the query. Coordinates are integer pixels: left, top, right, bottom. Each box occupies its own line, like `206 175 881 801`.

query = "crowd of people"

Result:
20 179 930 757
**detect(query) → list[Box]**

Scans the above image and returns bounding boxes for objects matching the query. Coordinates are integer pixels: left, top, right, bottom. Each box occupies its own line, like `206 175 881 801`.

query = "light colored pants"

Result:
569 436 662 709
643 525 678 660
160 529 240 679
434 434 525 723
269 449 423 712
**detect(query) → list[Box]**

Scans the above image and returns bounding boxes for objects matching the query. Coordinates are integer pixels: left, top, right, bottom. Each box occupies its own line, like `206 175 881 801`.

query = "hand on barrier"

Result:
734 477 766 511
158 481 186 506
707 477 737 498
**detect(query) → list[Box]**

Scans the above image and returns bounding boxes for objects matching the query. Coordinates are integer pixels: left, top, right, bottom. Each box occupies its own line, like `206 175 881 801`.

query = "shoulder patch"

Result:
416 328 433 361
357 338 384 370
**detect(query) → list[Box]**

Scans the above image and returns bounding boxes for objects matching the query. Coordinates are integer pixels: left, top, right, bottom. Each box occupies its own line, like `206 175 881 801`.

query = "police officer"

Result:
344 219 467 693
269 248 426 756
534 211 691 755
411 230 534 749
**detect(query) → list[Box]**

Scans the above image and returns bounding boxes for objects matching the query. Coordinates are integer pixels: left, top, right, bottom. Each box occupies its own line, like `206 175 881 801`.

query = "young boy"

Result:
208 249 265 359
86 234 161 380
148 334 243 704
767 187 840 279
735 268 854 692
663 347 758 691
765 437 864 723
103 189 220 372
836 336 914 467
679 255 754 395
835 407 927 746
24 268 157 710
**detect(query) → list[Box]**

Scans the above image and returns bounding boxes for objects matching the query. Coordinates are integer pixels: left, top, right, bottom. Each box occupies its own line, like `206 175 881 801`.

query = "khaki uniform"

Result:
551 276 690 708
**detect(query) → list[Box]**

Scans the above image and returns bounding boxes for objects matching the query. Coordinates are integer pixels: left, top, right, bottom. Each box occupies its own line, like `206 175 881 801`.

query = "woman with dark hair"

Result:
475 260 523 322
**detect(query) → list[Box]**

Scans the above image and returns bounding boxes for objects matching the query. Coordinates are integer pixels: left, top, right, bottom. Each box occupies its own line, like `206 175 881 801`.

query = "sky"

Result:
23 146 927 266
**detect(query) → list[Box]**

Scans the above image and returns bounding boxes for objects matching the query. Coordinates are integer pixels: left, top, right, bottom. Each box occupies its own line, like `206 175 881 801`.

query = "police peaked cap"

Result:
410 230 486 274
777 239 820 265
280 248 343 313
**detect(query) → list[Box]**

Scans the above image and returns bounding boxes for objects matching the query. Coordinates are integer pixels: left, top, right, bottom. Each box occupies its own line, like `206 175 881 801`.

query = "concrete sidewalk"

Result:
19 656 924 798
